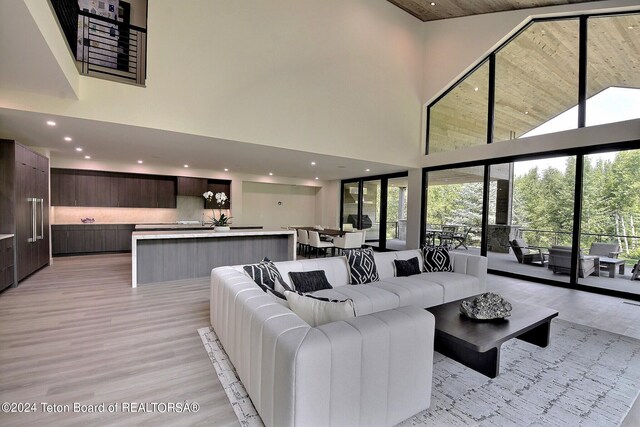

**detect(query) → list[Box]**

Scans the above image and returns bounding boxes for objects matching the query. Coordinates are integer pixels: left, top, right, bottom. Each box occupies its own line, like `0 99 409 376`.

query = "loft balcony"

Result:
50 0 147 86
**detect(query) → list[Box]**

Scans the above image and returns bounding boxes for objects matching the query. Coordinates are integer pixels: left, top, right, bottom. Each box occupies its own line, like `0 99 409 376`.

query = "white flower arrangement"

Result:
203 191 232 227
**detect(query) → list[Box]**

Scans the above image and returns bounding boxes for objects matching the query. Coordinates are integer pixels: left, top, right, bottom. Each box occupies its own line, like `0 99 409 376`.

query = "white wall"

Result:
3 0 424 168
242 182 319 230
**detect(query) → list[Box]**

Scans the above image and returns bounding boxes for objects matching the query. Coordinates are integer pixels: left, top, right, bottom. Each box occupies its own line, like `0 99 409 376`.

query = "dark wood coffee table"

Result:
426 297 558 378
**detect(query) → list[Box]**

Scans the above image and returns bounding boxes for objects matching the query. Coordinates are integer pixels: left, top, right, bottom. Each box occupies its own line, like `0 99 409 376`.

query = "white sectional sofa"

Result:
210 249 487 427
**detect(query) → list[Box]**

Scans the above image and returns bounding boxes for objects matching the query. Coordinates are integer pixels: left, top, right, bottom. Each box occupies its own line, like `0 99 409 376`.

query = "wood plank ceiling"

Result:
387 0 602 22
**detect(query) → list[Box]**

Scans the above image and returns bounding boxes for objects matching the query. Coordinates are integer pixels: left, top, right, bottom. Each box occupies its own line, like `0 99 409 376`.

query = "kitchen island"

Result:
132 229 296 287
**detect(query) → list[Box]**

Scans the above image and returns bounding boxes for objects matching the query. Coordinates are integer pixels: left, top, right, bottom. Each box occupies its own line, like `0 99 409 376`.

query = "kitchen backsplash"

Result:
51 196 231 224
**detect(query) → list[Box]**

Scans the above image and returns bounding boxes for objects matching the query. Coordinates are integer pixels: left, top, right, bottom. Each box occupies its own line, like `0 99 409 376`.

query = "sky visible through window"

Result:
514 87 640 176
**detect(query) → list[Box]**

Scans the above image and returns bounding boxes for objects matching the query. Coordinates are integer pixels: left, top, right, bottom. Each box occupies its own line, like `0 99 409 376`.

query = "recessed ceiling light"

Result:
365 168 371 172
183 164 189 168
224 168 229 172
628 26 634 30
84 155 91 159
46 121 56 126
311 161 316 165
474 87 479 92
75 147 83 152
315 177 319 180
269 172 273 176
430 2 436 5
137 160 143 164
64 136 72 141
524 111 529 115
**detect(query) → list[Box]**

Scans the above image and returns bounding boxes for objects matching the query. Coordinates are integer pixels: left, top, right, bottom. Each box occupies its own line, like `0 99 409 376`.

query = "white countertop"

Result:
0 234 14 241
132 229 295 240
134 224 261 230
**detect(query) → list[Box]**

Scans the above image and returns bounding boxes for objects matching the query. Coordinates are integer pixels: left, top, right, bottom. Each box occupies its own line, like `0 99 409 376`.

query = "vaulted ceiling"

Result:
387 0 601 21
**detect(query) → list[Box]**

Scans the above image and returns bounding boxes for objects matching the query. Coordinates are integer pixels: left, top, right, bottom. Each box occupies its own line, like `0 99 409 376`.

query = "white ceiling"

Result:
0 108 406 181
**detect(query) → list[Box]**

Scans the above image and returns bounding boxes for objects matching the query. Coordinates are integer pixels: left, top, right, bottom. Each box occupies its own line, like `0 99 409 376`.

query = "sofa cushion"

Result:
345 248 380 284
242 258 285 291
288 270 333 293
373 277 444 308
310 285 399 316
422 247 453 272
285 291 356 327
417 272 480 302
373 251 400 279
393 257 421 277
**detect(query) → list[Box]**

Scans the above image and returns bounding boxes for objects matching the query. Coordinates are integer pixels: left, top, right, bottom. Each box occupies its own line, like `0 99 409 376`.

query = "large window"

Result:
425 166 484 252
586 14 640 127
428 61 489 153
487 156 576 284
426 12 640 154
579 149 640 293
494 20 580 142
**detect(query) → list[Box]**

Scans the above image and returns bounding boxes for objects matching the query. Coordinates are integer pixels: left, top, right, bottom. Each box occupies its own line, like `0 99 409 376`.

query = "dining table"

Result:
293 227 347 237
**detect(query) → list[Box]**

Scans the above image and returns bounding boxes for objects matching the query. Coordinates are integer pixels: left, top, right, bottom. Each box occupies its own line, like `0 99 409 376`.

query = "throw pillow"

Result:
393 257 421 277
243 257 284 291
344 248 380 284
284 291 356 327
288 270 333 293
422 247 453 273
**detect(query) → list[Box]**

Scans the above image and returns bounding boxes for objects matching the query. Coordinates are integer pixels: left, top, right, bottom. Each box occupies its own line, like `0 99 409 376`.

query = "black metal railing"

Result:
50 0 146 85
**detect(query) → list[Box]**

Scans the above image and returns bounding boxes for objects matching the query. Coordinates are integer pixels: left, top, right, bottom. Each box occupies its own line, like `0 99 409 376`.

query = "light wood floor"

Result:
0 254 638 426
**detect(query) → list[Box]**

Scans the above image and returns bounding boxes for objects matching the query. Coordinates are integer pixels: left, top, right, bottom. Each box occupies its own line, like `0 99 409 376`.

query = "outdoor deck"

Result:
458 247 639 296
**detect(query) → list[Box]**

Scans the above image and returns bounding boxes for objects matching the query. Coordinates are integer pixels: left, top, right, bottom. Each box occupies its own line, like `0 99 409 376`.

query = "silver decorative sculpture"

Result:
460 292 512 320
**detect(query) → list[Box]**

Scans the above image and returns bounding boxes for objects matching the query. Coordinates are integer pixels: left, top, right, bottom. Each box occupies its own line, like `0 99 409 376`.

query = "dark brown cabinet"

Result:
51 169 177 208
0 140 50 283
205 180 232 209
0 237 15 292
177 176 208 197
52 224 135 255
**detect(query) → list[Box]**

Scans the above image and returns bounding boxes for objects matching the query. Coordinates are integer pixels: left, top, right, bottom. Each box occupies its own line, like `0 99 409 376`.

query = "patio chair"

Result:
588 242 621 259
439 226 457 248
547 246 599 278
453 227 471 250
511 238 546 266
632 260 640 281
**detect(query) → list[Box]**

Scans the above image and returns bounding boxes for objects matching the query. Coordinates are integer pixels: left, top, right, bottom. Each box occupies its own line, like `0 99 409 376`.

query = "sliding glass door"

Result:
340 172 408 251
579 149 640 295
487 156 576 284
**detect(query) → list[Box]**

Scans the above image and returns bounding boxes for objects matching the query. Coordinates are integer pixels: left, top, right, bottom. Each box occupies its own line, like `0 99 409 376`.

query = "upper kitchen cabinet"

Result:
51 169 176 208
205 180 232 209
177 176 208 197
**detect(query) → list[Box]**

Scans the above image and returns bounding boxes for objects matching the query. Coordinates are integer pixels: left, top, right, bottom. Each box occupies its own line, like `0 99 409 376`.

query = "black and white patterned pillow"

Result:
422 247 453 272
243 258 284 291
344 248 379 284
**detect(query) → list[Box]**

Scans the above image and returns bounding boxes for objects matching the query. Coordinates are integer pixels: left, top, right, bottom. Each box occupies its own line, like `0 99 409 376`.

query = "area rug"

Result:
198 319 640 426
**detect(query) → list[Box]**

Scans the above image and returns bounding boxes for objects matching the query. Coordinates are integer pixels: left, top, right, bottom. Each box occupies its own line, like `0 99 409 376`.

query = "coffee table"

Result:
426 297 558 378
598 256 626 278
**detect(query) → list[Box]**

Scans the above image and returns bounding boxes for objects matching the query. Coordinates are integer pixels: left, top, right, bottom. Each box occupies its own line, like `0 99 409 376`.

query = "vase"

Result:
215 226 231 232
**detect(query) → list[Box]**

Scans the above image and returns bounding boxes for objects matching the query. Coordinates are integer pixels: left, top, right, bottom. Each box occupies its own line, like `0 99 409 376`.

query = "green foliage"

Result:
426 151 639 252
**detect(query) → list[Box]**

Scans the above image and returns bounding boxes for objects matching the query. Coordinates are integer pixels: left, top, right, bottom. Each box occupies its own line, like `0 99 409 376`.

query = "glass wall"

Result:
342 181 359 230
586 14 640 127
428 61 489 153
487 156 576 283
386 177 409 250
425 166 484 253
579 149 640 295
494 20 580 142
362 179 381 248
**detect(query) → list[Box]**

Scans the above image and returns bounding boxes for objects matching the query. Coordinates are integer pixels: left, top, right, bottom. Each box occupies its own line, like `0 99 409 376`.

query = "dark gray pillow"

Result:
422 247 453 273
344 248 380 284
288 270 333 293
243 258 284 291
393 257 421 277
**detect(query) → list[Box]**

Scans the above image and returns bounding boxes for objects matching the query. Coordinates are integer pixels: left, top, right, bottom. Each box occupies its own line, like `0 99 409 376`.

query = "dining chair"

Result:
297 229 309 257
332 232 362 255
308 231 335 258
